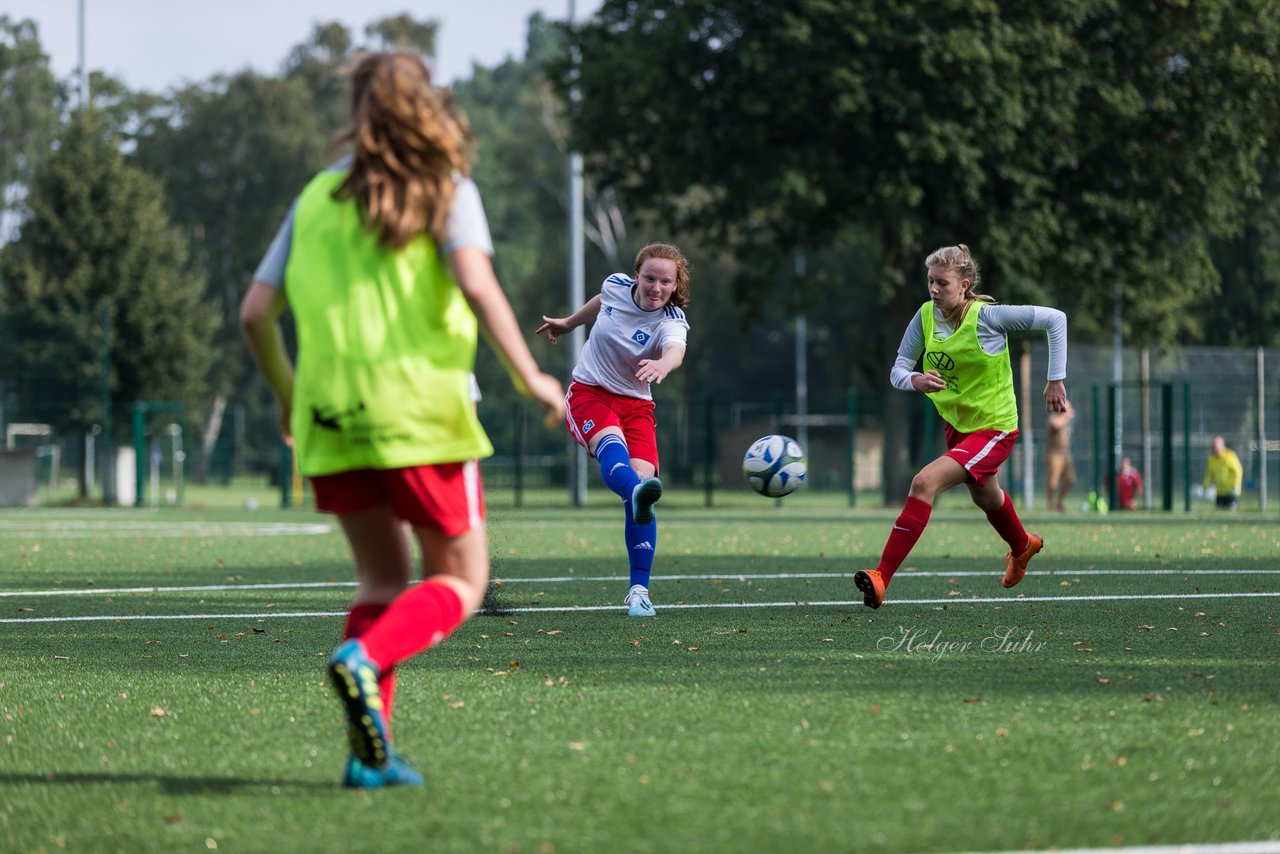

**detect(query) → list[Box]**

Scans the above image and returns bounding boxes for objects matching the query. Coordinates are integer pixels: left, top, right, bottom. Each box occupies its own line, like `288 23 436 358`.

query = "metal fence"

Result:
2 344 1276 511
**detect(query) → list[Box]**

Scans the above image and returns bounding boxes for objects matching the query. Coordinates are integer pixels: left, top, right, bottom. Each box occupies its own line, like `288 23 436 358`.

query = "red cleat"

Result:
1002 533 1043 589
854 569 886 609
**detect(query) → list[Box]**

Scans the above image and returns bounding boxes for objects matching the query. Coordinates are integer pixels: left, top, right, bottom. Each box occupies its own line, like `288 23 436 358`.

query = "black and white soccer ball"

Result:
742 434 807 497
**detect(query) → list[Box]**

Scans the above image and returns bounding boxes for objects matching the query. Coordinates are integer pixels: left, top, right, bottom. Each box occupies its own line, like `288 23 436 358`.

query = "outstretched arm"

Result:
637 343 686 385
536 293 603 343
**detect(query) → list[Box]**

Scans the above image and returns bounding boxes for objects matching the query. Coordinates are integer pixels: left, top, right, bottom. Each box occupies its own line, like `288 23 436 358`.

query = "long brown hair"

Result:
925 243 994 327
633 243 692 307
332 51 473 250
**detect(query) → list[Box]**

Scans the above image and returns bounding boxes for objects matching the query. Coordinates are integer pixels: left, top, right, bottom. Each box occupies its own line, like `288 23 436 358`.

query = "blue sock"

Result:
595 434 641 499
624 501 657 589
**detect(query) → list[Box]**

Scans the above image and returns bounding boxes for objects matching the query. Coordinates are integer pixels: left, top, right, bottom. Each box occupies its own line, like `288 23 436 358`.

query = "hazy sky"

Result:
4 0 605 91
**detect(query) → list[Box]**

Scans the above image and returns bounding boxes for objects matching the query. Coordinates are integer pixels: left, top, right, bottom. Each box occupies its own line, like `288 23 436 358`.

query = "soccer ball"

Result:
743 434 807 497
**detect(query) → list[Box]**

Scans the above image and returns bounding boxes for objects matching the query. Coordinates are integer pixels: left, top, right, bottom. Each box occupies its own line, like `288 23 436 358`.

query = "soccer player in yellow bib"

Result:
240 52 564 787
855 245 1069 609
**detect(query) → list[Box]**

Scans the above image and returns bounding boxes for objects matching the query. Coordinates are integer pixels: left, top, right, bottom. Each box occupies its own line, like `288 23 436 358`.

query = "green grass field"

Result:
3 489 1279 853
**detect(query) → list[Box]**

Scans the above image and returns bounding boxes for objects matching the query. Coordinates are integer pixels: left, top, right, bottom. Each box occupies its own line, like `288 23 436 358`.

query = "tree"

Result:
0 111 219 495
0 16 60 226
561 0 1280 498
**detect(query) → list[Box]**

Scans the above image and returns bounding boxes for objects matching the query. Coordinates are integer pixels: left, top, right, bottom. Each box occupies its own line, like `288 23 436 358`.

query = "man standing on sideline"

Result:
1044 401 1075 512
1203 435 1243 511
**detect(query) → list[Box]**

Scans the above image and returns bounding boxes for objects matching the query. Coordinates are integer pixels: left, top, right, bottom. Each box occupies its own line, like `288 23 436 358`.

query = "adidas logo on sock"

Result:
632 541 654 551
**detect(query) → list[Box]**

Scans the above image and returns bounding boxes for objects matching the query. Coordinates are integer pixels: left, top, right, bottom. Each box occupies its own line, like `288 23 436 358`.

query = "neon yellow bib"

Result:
919 301 1018 433
284 170 493 475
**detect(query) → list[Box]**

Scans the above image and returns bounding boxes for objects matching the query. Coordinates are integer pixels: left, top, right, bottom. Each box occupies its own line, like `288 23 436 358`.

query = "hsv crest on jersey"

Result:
631 329 650 345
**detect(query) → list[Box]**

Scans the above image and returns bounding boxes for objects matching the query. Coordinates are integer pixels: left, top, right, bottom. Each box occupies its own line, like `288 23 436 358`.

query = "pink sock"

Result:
877 496 932 582
344 603 397 726
358 580 466 672
985 491 1029 552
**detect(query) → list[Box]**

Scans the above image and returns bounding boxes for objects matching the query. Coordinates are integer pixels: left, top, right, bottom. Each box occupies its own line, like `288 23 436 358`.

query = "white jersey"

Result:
572 274 690 400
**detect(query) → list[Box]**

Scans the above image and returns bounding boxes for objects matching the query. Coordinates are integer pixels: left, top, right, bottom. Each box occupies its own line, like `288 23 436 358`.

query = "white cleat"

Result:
625 584 656 617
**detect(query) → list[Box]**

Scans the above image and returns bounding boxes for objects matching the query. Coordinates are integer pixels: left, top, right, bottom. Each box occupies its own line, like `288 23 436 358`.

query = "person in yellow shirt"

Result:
1203 435 1243 511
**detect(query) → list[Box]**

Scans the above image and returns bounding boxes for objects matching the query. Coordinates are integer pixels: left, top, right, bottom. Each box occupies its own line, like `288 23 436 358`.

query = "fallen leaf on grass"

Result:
963 696 982 704
1137 625 1155 631
165 812 184 824
1096 678 1111 685
150 706 167 717
568 742 586 751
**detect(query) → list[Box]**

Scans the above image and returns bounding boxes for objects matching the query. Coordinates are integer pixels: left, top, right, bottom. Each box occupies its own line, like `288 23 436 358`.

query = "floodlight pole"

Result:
567 0 588 506
1112 279 1123 499
794 245 808 452
78 0 87 108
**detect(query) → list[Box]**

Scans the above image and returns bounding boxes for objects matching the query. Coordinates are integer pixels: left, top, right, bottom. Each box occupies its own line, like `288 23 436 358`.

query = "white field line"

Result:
5 567 1279 599
3 590 1280 623
0 520 331 538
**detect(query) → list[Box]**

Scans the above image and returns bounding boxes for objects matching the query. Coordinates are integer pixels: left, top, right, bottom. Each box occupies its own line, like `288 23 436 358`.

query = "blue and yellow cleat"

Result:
342 751 424 789
625 584 656 617
327 639 392 769
631 477 663 525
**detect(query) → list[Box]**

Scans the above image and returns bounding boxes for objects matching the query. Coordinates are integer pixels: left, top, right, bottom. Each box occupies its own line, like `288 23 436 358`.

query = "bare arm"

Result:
239 281 294 443
450 247 564 424
637 342 686 385
535 293 603 343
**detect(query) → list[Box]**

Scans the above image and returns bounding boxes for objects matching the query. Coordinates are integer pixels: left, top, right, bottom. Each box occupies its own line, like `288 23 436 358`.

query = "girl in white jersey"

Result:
854 244 1069 609
536 243 691 617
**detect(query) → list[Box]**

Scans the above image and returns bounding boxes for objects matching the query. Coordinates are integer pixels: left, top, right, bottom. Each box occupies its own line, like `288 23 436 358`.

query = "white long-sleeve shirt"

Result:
890 303 1067 391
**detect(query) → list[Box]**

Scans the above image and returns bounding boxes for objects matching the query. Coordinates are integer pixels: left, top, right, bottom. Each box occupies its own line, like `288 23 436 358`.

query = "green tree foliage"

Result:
454 15 580 397
1204 153 1280 347
0 112 218 435
130 73 328 346
0 16 60 217
563 0 1280 351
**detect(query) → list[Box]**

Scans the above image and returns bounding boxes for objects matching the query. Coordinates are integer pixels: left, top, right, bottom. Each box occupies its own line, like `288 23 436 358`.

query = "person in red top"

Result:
1116 456 1144 510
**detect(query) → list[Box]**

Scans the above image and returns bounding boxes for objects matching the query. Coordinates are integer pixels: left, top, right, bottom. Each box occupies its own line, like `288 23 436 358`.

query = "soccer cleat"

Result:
631 477 664 525
342 751 424 789
327 639 392 769
625 583 656 617
853 569 886 609
1002 532 1044 589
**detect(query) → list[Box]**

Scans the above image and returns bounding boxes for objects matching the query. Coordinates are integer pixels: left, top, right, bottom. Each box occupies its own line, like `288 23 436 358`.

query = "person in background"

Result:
1116 455 1144 510
1203 435 1243 511
1044 401 1076 512
240 51 564 788
536 244 691 618
855 244 1068 609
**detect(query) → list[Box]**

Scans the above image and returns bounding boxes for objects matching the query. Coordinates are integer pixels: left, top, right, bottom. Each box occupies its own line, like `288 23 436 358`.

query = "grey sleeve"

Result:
443 178 494 256
889 308 926 391
252 199 298 289
979 304 1068 381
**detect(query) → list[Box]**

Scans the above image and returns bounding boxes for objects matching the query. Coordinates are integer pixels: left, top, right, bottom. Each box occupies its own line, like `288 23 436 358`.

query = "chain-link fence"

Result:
3 345 1276 511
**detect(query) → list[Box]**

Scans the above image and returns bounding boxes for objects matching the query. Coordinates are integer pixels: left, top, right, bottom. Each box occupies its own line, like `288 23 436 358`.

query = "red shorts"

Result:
309 461 485 536
565 382 659 470
943 425 1019 487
